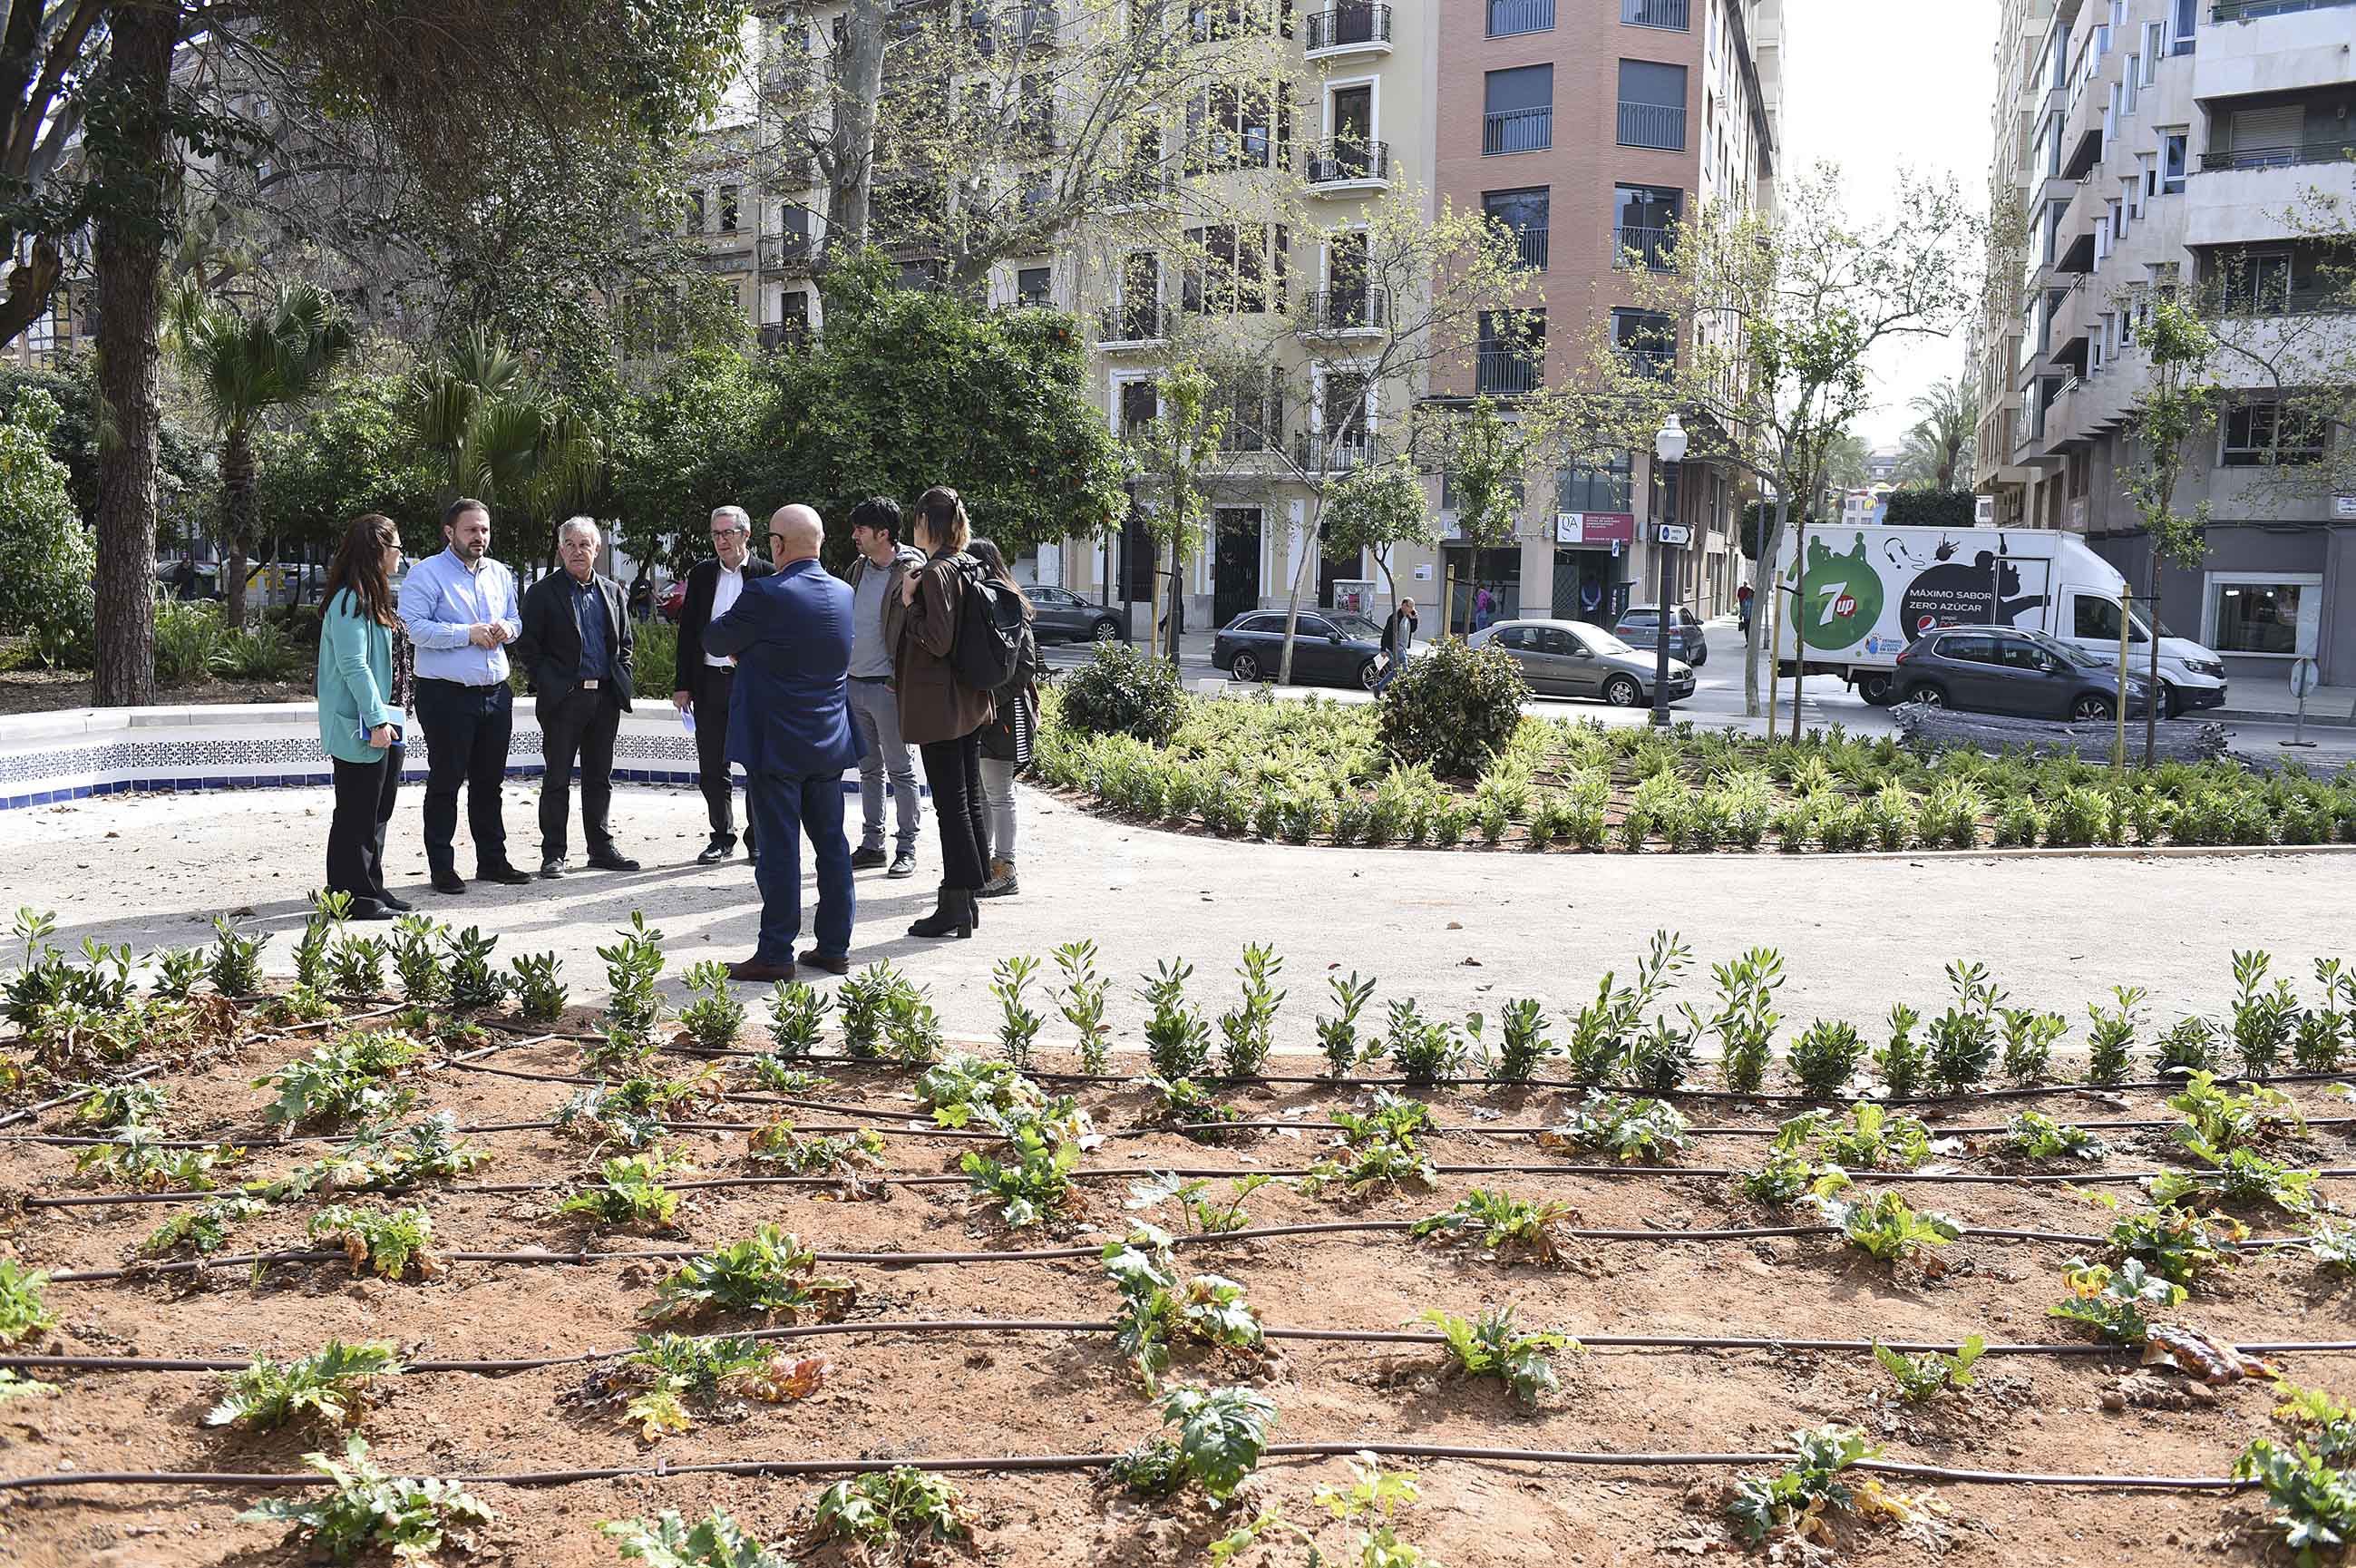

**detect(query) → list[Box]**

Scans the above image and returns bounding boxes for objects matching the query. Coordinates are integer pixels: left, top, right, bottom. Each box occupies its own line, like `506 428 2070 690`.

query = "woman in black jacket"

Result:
968 537 1037 899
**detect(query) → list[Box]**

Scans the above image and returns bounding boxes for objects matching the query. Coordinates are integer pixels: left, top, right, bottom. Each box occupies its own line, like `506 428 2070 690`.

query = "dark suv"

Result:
1611 604 1708 667
1894 626 2150 722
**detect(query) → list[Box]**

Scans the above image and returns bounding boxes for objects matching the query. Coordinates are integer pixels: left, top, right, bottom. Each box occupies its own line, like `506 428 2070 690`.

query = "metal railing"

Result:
1485 0 1553 34
1611 224 1675 270
2200 138 2356 171
1508 226 1549 269
1475 345 1543 394
1482 106 1552 155
2204 280 2356 317
1293 430 1376 472
1304 3 1390 49
758 233 813 272
1617 101 1686 151
1305 137 1391 184
2213 0 2354 19
1621 0 1689 26
1300 287 1391 333
1618 346 1674 381
1096 304 1168 343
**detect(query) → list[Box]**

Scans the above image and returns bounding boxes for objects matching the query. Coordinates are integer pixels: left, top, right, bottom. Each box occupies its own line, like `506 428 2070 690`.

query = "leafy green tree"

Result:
170 280 355 626
1321 455 1433 603
0 358 218 554
1124 360 1226 659
606 347 779 589
258 363 443 560
2117 292 2218 765
405 328 602 565
0 388 95 665
1894 374 1975 490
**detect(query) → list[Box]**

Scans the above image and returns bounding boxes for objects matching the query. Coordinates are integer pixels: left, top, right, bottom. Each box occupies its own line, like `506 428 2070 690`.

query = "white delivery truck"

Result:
1775 524 2229 716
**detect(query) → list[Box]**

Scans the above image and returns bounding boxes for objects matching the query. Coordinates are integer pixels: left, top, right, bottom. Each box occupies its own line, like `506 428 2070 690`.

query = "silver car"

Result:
1469 618 1696 707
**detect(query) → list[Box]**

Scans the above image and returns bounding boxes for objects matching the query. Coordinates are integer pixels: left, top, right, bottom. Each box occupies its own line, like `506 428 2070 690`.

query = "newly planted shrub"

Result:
1998 1006 2067 1086
1058 641 1185 744
1384 998 1464 1086
239 1437 492 1564
1142 958 1213 1080
307 1205 440 1281
207 915 269 996
1101 1225 1266 1388
606 1333 828 1442
2230 950 2299 1077
2084 986 2147 1086
675 960 744 1052
1807 1185 1962 1271
1871 1336 1985 1404
1926 960 2002 1095
1377 636 1528 779
1127 1172 1280 1236
745 1118 886 1181
1490 997 1554 1084
1215 943 1284 1079
2232 1440 2356 1568
1541 1091 1690 1163
598 915 667 1058
73 1127 247 1191
326 933 386 998
1417 1304 1575 1407
961 1119 1083 1227
764 979 833 1061
255 1029 426 1127
1726 1425 1883 1546
602 1509 793 1568
1055 940 1114 1074
1318 971 1378 1076
990 954 1046 1070
143 1193 269 1256
0 1261 56 1346
556 1151 690 1229
388 915 443 1004
812 1466 978 1553
207 1340 402 1431
2000 1110 2108 1162
1709 947 1785 1094
509 951 567 1024
647 1226 852 1321
1410 1189 1581 1265
441 924 507 1012
1874 1003 1927 1097
1787 1019 1867 1098
2106 1205 2246 1288
1157 1384 1279 1504
2048 1259 2186 1345
257 1114 490 1200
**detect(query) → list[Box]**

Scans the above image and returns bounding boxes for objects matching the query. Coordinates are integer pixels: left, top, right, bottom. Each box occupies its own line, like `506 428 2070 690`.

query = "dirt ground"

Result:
0 669 311 716
2 999 2352 1567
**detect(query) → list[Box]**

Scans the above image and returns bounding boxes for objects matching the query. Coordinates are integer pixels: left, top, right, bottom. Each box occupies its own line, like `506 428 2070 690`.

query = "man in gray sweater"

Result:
843 496 925 878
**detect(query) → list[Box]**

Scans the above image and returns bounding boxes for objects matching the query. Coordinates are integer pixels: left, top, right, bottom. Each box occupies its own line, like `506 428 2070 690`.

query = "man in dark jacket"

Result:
704 504 864 983
674 504 776 862
1376 598 1417 693
513 516 638 877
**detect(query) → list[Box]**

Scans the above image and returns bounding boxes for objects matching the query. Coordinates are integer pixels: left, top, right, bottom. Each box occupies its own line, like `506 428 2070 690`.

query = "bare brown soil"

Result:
0 669 311 717
3 1006 2352 1568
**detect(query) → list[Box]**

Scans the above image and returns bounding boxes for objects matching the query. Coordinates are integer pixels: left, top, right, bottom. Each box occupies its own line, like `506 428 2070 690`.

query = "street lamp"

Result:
1650 414 1689 729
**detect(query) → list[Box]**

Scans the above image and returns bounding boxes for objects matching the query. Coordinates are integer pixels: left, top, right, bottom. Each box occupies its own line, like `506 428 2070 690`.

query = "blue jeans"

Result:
746 768 855 963
1373 652 1403 693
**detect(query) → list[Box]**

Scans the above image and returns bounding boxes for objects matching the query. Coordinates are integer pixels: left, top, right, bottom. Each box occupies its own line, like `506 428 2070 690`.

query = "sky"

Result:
1775 0 2000 453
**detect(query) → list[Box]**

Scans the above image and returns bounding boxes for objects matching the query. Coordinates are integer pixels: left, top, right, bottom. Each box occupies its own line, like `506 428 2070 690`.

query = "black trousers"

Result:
326 744 403 902
538 685 622 859
919 731 988 891
414 677 513 875
696 665 740 838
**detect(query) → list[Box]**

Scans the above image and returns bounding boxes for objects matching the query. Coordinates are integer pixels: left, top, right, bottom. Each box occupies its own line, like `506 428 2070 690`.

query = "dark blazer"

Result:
882 551 996 745
514 569 634 717
676 555 775 690
704 557 865 777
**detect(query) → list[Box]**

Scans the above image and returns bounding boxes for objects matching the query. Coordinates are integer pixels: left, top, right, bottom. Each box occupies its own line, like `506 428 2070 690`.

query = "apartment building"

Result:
1976 0 2356 687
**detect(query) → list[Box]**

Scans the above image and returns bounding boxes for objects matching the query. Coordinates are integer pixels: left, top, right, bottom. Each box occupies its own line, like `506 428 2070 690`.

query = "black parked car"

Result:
1611 603 1708 667
1026 584 1125 644
1894 626 2150 722
1215 609 1390 690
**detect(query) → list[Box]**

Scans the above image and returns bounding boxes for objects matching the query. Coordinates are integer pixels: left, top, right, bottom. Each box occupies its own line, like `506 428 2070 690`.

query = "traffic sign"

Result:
1654 523 1692 547
2291 657 2319 699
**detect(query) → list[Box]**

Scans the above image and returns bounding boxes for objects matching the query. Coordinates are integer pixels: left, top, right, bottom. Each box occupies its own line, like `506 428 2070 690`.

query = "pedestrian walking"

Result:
703 505 862 983
1375 597 1417 695
886 486 995 940
1737 580 1755 634
397 497 531 894
628 572 653 624
315 513 413 920
968 537 1037 901
513 516 639 879
843 496 925 879
674 506 774 863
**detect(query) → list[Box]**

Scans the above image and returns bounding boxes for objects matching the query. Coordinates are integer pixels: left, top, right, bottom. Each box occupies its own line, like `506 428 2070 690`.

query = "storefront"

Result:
1550 510 1635 628
1441 544 1522 635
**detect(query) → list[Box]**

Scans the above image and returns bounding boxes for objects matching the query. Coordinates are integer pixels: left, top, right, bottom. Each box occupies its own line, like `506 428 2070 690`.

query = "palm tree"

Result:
406 327 603 559
1895 375 1976 491
173 281 355 627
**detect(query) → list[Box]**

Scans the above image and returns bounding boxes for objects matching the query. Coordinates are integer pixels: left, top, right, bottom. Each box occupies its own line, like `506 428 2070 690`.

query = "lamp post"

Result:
1650 414 1689 729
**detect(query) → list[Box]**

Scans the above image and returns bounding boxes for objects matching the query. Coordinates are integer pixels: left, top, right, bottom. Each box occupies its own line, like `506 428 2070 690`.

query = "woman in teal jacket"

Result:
316 513 412 920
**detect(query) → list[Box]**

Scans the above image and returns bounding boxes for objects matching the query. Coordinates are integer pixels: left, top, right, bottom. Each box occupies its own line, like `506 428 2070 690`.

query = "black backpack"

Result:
949 555 1024 691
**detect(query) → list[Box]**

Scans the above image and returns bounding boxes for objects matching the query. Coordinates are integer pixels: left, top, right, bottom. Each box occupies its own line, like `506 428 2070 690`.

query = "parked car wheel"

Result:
1091 617 1122 642
1902 682 1947 707
2071 693 2116 723
1356 658 1380 692
1855 670 1898 706
1229 650 1262 683
2156 684 2180 719
1688 643 1708 667
1602 674 1643 707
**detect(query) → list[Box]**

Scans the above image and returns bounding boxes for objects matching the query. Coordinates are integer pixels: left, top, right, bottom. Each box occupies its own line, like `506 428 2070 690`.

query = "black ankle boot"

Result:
908 883 973 940
964 886 980 930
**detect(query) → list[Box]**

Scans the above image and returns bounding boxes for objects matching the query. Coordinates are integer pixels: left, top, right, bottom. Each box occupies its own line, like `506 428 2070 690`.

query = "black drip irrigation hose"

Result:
0 1442 2265 1495
40 1217 2169 1283
7 1320 2355 1379
25 1160 2356 1213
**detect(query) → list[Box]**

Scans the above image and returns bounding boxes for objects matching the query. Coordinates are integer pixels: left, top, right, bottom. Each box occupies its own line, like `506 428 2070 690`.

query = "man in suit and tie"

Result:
704 503 863 983
513 516 640 878
675 505 776 863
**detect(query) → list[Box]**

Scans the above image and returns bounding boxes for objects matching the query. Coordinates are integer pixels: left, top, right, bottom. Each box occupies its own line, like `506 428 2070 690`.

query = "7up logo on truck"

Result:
1797 532 1885 653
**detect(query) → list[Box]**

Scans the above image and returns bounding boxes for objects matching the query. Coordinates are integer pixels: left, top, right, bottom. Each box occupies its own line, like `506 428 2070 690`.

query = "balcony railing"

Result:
1616 101 1685 151
1507 225 1548 269
1475 345 1543 394
2200 138 2356 172
2205 280 2356 317
1305 137 1390 185
2213 0 2355 18
1293 430 1375 472
1483 106 1552 155
1611 224 1675 270
1485 0 1553 34
1097 303 1168 344
1303 3 1390 49
1621 0 1689 25
1300 287 1391 333
1618 346 1674 381
759 232 813 272
757 321 811 353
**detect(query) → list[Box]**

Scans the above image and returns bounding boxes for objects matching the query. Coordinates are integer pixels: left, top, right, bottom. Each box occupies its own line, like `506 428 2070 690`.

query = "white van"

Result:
1774 524 2229 716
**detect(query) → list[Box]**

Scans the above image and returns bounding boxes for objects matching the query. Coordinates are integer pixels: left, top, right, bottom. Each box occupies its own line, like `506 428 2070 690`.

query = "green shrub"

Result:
1375 637 1528 780
1057 642 1185 744
633 618 677 698
0 390 95 667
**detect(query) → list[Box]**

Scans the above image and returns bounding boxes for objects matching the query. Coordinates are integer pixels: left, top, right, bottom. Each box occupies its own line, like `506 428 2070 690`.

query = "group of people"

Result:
312 488 1040 984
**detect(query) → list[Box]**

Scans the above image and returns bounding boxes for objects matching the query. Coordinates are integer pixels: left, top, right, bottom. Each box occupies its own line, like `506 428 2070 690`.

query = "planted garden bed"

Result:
4 910 2356 1566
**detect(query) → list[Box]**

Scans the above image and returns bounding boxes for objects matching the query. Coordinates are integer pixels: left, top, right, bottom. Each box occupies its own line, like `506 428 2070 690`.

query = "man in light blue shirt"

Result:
397 497 531 894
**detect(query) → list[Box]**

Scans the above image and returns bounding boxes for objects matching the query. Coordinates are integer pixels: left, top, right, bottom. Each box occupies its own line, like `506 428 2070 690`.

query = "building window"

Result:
2169 0 2195 54
1118 377 1160 442
1188 84 1292 173
1617 60 1687 151
1476 309 1545 394
1017 266 1052 307
2160 131 2186 194
718 185 740 233
2221 401 2324 467
1556 452 1632 513
1611 307 1675 378
2205 574 2320 657
1485 0 1552 37
1182 223 1287 313
2123 55 2138 114
1483 65 1553 155
1614 184 1680 269
684 189 705 233
1483 187 1549 268
1621 0 1688 27
1216 366 1285 452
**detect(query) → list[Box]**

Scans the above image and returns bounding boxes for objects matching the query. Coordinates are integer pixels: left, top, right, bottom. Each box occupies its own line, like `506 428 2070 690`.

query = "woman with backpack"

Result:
967 537 1037 900
887 486 996 939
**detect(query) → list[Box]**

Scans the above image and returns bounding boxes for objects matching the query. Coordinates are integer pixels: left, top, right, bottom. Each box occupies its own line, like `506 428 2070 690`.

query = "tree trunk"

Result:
88 5 181 708
1277 500 1323 686
813 0 885 274
1746 501 1785 720
223 424 255 629
1788 501 1808 744
2144 548 2163 767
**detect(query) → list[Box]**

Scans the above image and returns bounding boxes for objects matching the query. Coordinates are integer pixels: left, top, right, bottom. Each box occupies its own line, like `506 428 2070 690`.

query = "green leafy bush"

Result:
603 1508 791 1568
239 1436 492 1564
1375 636 1528 779
1871 1336 1984 1404
0 389 95 667
812 1466 977 1553
1726 1424 1882 1546
1057 641 1185 744
207 1340 402 1431
1418 1305 1576 1407
647 1225 853 1321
